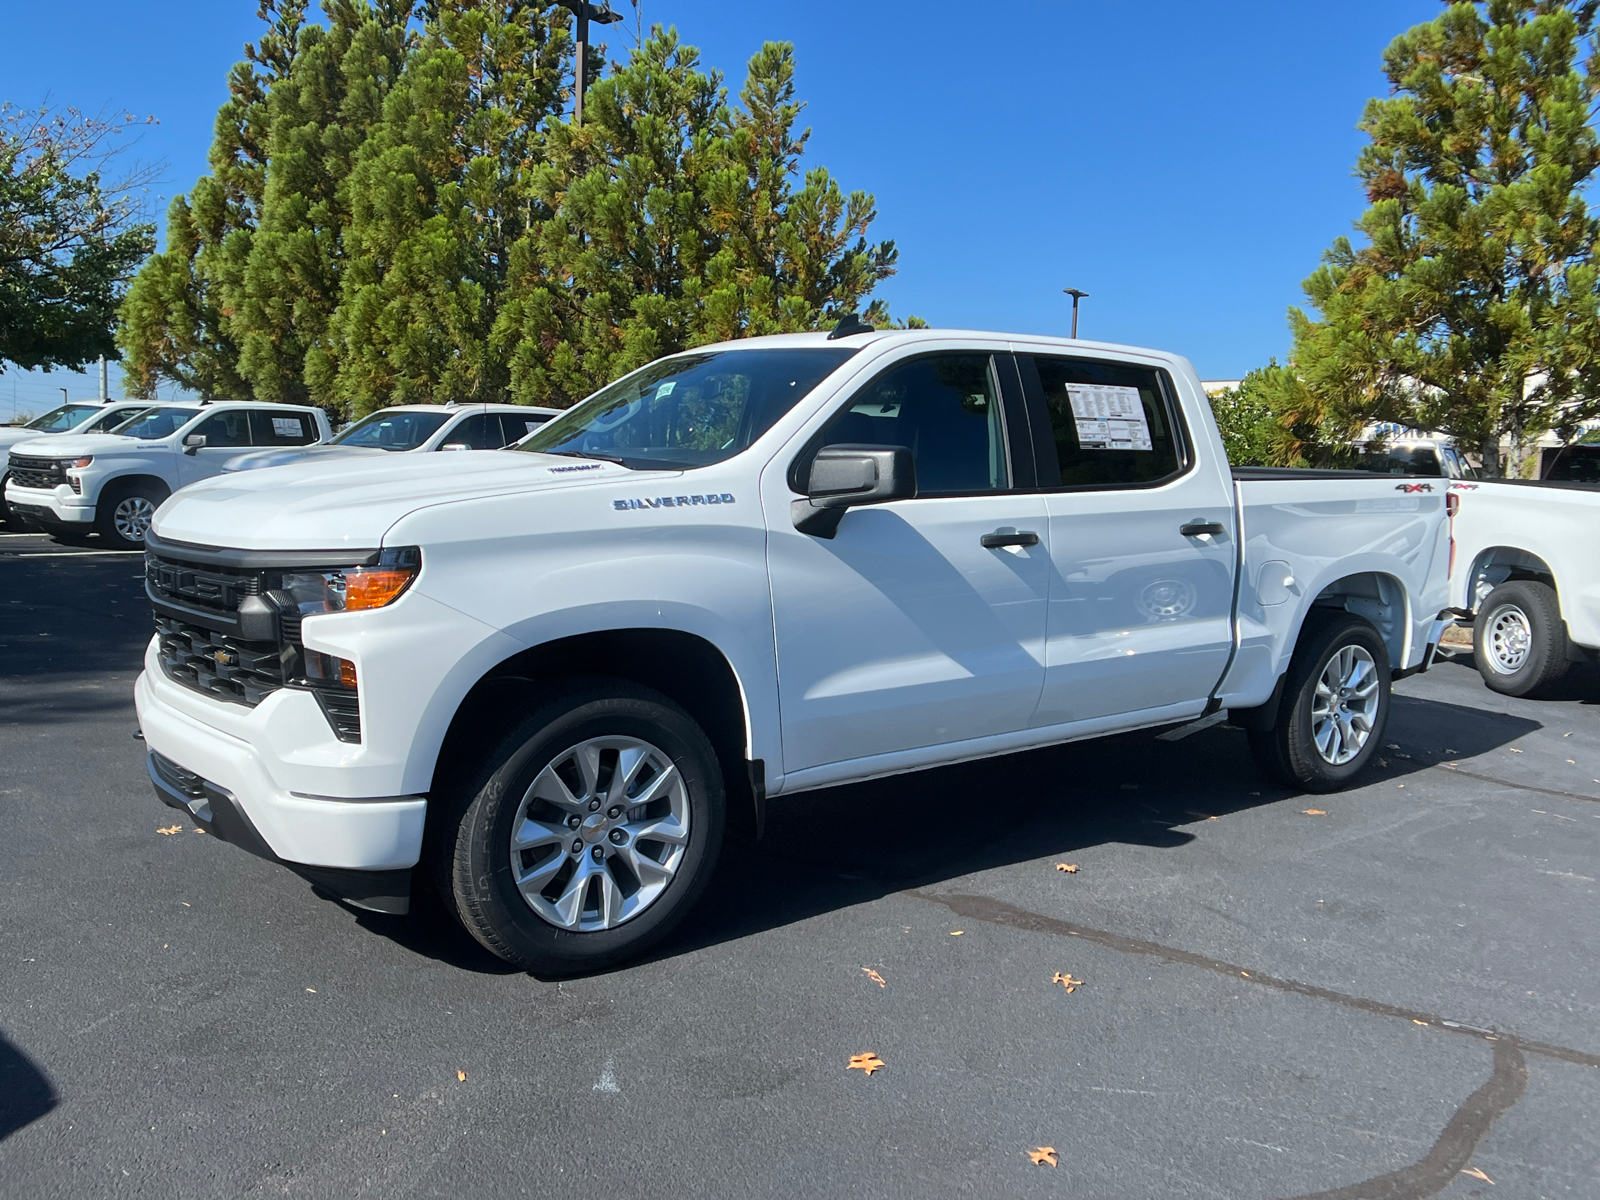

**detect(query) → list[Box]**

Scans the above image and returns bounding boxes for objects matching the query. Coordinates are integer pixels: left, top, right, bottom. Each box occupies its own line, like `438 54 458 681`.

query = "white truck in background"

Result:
0 400 154 526
1447 478 1600 695
133 326 1452 973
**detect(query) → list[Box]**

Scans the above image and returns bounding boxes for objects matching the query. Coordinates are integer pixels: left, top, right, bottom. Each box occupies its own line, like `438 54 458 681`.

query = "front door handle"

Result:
981 530 1040 549
1179 520 1226 538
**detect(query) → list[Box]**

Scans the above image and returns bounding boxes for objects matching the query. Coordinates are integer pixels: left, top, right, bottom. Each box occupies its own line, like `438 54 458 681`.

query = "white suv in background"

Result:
5 401 333 549
222 403 559 473
1 400 156 526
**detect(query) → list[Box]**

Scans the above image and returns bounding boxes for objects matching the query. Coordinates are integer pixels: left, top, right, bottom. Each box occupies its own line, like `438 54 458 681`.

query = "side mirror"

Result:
183 434 207 455
439 442 470 452
791 444 916 538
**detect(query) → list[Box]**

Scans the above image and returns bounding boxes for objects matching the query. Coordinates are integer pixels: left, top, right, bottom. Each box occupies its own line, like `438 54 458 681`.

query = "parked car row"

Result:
3 401 557 548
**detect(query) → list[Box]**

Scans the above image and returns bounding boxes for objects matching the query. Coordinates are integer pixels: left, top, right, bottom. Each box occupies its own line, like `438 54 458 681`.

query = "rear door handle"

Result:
1179 520 1226 538
981 530 1040 549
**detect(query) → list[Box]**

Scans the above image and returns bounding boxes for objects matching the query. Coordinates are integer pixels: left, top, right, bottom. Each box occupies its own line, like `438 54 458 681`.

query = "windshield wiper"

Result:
545 450 632 467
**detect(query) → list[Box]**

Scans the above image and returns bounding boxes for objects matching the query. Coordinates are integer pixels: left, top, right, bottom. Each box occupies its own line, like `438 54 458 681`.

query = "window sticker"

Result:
655 381 676 398
272 416 304 438
1068 384 1152 451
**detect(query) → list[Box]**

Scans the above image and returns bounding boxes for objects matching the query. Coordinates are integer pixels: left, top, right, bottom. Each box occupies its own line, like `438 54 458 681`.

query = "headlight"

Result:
281 547 420 615
64 457 92 494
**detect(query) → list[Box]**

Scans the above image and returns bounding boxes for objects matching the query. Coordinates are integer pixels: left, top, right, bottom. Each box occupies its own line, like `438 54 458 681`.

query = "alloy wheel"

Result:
1310 644 1380 765
113 496 155 543
507 735 690 931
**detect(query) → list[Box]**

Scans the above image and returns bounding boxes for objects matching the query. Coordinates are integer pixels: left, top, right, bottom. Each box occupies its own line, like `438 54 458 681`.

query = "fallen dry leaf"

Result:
1302 809 1327 816
1051 972 1084 993
1460 1166 1493 1183
456 1070 467 1082
1413 1019 1428 1026
1055 863 1079 873
1027 1147 1059 1167
847 1053 885 1076
950 930 963 936
861 967 886 988
193 827 207 834
157 825 183 836
305 988 316 994
1508 748 1523 754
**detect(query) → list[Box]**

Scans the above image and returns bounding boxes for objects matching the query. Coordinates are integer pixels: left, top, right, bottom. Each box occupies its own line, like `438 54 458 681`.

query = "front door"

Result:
1016 351 1236 727
176 410 254 486
767 350 1050 776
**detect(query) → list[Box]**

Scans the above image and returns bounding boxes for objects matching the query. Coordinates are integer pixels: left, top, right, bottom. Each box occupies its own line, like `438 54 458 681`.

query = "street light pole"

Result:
557 1 623 125
1063 288 1089 339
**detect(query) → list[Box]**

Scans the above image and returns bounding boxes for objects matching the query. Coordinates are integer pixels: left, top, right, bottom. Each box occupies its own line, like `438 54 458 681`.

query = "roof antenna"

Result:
827 312 876 340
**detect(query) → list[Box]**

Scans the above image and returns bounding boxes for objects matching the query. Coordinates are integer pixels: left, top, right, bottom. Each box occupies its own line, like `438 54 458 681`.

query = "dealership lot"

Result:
2 531 1597 1199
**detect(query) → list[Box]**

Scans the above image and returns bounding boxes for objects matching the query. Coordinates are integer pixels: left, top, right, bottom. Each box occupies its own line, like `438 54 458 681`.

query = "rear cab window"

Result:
251 410 318 446
1017 354 1189 488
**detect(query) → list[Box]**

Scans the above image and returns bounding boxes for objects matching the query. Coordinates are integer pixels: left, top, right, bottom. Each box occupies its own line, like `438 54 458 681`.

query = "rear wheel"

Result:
434 678 725 974
1473 580 1568 697
96 480 167 550
1248 612 1391 793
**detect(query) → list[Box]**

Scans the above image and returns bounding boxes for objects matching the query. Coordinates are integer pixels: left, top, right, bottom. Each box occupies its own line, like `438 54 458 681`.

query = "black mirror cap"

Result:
793 444 916 537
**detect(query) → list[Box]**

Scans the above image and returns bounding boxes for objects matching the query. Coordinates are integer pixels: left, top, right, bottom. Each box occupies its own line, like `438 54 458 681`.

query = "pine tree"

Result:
329 0 569 414
1291 0 1600 476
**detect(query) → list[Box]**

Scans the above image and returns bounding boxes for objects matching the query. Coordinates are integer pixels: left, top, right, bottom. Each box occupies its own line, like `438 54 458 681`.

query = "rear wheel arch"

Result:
1465 547 1558 614
1299 571 1409 671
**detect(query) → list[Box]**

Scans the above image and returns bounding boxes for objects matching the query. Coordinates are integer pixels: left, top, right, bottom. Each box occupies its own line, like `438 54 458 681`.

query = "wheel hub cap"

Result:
1310 644 1380 766
508 735 690 932
1485 604 1531 674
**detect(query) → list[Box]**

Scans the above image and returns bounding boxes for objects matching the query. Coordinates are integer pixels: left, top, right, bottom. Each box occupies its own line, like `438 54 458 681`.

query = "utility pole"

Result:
99 355 109 400
59 387 69 406
557 1 623 125
1063 288 1089 339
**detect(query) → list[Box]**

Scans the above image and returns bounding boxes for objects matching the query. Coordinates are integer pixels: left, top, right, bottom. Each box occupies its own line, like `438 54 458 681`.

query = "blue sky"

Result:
1 0 1442 417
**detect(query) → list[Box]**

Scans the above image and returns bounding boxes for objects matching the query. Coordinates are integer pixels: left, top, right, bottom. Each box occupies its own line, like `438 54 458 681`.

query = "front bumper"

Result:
134 665 427 876
3 483 94 526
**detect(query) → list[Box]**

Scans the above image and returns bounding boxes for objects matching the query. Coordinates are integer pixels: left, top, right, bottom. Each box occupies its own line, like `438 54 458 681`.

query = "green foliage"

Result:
119 6 900 415
1290 1 1600 477
0 104 156 372
1205 362 1361 468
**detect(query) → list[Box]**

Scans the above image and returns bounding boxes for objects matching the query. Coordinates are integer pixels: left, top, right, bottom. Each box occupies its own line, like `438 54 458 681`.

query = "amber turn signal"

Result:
345 567 416 611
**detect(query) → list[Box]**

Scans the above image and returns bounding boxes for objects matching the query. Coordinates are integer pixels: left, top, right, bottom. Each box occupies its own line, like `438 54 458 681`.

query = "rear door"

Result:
1017 351 1236 727
767 348 1051 776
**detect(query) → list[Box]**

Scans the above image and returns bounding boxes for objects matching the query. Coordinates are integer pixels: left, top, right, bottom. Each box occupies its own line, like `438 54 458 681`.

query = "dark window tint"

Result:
194 411 252 448
817 353 1007 495
1357 445 1441 476
499 412 546 445
1024 356 1184 487
444 414 503 450
250 410 317 446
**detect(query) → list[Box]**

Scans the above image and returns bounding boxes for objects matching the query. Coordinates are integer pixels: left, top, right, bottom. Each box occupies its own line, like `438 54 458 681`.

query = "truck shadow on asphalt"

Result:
0 1032 58 1142
348 691 1545 977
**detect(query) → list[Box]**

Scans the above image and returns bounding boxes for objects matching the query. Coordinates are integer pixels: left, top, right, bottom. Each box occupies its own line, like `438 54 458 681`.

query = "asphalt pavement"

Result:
2 529 1598 1199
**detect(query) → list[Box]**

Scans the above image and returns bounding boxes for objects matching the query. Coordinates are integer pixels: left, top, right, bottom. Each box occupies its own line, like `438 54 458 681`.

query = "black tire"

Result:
1473 580 1569 697
95 479 167 550
1248 611 1392 793
433 677 725 975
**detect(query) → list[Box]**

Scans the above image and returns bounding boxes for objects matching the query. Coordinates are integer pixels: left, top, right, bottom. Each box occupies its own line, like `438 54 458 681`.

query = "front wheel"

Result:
1248 612 1391 793
434 678 726 974
1473 580 1569 697
96 480 168 550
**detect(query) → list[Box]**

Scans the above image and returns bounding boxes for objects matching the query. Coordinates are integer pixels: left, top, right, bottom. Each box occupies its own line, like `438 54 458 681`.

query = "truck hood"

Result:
152 451 651 550
7 433 153 459
0 426 62 453
223 444 386 472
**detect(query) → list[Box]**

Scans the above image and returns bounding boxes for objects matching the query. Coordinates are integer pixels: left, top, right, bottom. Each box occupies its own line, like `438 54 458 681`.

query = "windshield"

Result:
109 407 198 440
517 347 859 469
22 404 101 432
333 409 451 451
80 406 155 434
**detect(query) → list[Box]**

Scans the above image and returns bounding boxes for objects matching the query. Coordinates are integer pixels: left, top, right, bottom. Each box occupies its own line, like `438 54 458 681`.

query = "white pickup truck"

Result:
1447 478 1600 695
134 327 1452 973
6 401 332 549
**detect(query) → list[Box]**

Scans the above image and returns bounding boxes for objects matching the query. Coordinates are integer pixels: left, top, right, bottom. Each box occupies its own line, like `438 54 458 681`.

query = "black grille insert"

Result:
7 454 63 491
155 616 285 706
146 554 260 614
315 689 362 743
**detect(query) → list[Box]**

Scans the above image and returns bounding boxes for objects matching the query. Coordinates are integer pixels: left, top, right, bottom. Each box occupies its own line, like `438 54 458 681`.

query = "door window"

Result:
1022 356 1186 488
251 410 317 446
815 353 1009 495
444 414 503 449
193 411 252 448
499 413 546 445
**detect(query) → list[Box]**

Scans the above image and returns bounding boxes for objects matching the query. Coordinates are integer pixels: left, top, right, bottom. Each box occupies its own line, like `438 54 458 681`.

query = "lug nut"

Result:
567 815 581 830
607 805 623 819
571 838 583 854
588 798 601 812
590 846 604 862
608 829 626 845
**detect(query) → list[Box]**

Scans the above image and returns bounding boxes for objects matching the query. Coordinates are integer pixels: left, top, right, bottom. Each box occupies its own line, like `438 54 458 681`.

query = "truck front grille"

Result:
7 454 62 490
155 616 285 706
146 554 260 613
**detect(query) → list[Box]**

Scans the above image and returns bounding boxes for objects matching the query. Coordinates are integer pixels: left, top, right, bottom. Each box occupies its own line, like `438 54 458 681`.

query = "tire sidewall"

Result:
1282 614 1392 791
457 688 724 972
97 481 166 550
1473 581 1561 696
